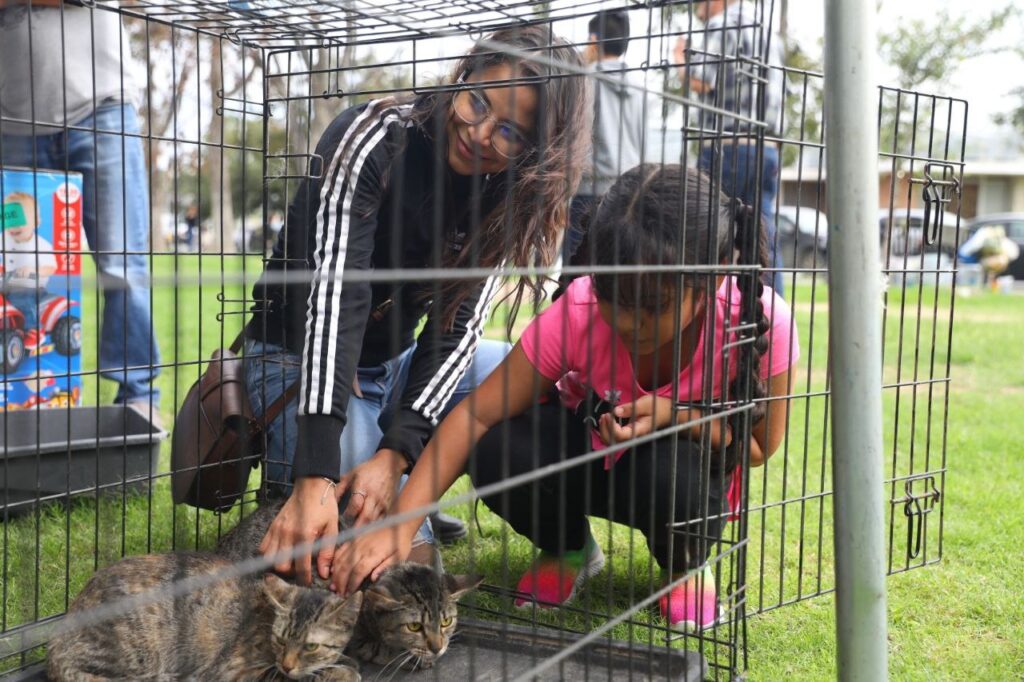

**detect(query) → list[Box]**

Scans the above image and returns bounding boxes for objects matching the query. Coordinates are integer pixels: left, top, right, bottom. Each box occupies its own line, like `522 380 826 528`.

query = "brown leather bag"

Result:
170 333 298 511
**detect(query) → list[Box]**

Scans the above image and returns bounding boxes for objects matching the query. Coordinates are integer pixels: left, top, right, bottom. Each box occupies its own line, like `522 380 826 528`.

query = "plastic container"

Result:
0 405 166 514
362 618 708 681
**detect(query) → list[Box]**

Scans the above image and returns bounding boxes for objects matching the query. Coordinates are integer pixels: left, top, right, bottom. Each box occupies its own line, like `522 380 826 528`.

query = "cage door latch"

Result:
892 475 941 560
909 163 960 247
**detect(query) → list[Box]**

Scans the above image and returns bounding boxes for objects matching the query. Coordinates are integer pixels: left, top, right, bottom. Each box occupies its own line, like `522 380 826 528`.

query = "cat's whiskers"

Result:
373 650 412 681
385 653 415 682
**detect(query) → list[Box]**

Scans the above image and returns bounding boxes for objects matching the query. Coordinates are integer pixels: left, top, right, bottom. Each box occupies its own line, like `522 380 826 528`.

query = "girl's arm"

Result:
331 343 554 594
748 369 793 466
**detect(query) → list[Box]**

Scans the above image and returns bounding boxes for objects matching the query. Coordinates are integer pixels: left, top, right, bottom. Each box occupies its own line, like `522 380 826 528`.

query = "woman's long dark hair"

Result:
334 25 590 331
590 164 770 470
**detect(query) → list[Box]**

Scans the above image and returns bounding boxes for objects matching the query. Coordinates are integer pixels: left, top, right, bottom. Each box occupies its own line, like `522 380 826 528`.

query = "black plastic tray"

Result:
361 617 708 681
9 618 708 681
1 406 166 514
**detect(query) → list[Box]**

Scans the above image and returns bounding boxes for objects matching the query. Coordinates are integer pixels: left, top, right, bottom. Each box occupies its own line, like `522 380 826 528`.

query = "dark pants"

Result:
699 143 784 297
469 403 732 571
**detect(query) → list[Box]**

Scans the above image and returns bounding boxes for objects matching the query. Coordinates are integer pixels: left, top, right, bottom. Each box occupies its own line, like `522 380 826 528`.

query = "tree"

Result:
877 6 1020 157
878 6 1018 92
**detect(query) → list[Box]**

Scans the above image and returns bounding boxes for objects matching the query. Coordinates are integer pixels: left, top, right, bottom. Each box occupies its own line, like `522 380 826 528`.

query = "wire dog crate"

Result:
0 1 961 680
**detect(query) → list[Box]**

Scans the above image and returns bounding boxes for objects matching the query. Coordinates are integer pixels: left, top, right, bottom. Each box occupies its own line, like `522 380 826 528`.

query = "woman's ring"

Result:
352 490 368 499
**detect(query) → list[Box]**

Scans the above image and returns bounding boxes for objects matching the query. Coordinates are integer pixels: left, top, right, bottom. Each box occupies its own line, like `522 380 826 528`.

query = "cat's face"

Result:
263 575 363 680
364 565 483 667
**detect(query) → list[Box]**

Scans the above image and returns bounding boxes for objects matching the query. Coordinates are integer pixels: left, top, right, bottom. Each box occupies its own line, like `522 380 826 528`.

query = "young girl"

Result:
332 165 799 631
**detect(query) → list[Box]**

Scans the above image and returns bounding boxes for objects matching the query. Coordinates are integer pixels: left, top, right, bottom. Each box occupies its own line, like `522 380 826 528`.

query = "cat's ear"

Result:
325 591 363 627
363 586 403 611
262 573 294 611
445 573 484 600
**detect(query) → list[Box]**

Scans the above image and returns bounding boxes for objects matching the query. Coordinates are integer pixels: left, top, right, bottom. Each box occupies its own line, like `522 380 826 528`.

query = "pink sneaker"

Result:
659 565 721 631
514 534 605 608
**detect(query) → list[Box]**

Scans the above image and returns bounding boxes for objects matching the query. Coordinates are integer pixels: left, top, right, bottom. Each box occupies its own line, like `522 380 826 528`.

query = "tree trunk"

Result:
205 38 235 253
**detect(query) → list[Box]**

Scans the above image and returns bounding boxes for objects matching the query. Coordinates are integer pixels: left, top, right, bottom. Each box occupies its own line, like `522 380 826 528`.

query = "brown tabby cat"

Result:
217 501 482 670
347 562 482 671
46 552 363 681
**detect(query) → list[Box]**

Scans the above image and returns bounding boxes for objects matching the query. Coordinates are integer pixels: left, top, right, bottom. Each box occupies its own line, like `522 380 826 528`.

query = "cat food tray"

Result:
362 617 708 681
0 405 167 515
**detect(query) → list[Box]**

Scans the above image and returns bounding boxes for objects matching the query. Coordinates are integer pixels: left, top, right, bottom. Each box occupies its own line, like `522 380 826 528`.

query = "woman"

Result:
247 26 589 586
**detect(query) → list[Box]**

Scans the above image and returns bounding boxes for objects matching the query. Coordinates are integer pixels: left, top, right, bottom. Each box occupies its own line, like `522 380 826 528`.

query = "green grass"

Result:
2 261 1022 678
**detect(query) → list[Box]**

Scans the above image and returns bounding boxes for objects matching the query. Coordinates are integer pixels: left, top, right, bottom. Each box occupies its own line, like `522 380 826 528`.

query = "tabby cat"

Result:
47 552 363 681
217 501 482 669
347 562 482 670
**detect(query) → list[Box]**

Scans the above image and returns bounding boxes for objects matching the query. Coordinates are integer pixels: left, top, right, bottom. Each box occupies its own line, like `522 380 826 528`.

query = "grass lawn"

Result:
2 257 1022 679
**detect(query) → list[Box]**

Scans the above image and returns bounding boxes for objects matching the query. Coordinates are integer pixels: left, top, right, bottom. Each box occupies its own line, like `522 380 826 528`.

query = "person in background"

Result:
675 0 787 297
183 204 199 252
958 224 1021 291
0 0 161 420
564 9 647 264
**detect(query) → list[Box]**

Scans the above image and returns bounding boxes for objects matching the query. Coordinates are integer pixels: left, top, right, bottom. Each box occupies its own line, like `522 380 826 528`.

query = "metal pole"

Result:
823 1 889 680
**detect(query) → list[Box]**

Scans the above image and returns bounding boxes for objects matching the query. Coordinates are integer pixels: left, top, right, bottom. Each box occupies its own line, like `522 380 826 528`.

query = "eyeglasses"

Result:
451 82 533 160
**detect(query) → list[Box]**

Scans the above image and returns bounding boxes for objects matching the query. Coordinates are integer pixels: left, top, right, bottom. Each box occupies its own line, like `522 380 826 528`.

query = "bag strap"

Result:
260 379 301 427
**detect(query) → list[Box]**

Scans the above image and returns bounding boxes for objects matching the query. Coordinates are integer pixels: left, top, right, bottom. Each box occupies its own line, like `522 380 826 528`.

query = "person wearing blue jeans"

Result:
0 101 161 408
251 28 590 590
245 338 511 544
0 5 160 412
677 0 787 297
699 143 784 296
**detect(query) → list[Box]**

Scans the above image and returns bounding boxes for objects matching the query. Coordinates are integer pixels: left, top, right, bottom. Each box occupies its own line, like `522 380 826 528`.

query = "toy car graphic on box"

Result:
1 168 84 410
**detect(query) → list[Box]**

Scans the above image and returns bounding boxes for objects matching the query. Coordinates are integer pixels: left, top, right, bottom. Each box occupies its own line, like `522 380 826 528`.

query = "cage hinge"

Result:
891 475 941 560
215 89 268 118
909 163 960 247
265 153 325 180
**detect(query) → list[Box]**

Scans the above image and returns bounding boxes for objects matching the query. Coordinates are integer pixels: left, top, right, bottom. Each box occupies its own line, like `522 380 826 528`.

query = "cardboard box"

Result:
0 167 84 410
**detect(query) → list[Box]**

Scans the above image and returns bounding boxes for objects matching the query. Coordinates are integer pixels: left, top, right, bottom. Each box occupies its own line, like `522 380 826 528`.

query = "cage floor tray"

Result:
360 618 708 681
10 618 708 681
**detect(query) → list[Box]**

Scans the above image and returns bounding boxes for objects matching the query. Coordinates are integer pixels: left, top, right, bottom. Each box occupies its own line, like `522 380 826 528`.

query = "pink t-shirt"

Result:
520 276 800 511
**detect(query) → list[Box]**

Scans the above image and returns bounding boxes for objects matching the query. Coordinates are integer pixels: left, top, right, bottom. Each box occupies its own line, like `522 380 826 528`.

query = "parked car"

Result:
877 208 961 258
962 213 1024 281
775 205 829 270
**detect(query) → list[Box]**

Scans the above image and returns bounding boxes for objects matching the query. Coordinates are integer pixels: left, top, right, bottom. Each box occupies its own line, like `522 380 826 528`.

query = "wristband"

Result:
319 477 337 506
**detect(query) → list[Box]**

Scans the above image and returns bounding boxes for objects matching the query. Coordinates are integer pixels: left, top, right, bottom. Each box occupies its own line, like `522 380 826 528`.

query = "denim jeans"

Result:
699 143 784 297
244 338 513 543
1 101 160 404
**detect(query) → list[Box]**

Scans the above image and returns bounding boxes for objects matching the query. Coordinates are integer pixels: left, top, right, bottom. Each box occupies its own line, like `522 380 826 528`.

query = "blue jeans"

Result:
699 143 784 297
1 101 160 404
244 339 512 543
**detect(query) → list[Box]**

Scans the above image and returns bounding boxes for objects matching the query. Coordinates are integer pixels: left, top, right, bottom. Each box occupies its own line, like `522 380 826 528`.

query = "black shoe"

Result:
429 512 467 545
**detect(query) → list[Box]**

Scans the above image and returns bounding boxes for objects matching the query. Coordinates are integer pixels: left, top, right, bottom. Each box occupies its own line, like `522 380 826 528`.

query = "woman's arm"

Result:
331 343 554 594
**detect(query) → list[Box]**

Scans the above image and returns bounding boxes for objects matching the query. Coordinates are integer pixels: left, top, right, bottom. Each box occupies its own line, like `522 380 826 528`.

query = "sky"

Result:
784 0 1024 157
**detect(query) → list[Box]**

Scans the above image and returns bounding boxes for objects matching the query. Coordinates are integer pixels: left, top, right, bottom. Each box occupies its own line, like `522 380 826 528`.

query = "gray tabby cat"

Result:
217 501 482 669
47 552 363 681
347 562 481 670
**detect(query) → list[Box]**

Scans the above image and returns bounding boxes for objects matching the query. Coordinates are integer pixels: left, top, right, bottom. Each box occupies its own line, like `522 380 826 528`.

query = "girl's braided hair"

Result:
589 164 770 470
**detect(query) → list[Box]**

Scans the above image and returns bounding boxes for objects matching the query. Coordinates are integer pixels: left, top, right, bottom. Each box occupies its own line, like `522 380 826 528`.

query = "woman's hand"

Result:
337 449 406 527
330 522 415 596
597 394 676 445
259 476 342 586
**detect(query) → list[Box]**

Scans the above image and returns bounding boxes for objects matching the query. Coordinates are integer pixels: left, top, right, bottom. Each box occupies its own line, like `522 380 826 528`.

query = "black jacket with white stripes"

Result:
246 98 504 481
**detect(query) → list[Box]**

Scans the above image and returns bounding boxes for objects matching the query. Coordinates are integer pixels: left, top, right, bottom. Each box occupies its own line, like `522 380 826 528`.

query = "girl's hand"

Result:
598 394 675 445
330 522 414 596
259 477 341 586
